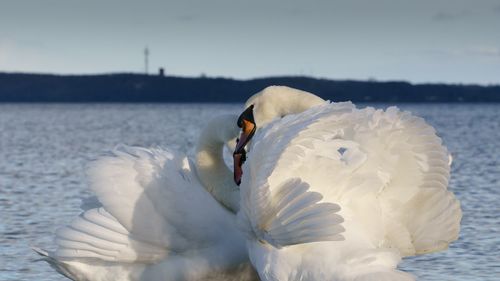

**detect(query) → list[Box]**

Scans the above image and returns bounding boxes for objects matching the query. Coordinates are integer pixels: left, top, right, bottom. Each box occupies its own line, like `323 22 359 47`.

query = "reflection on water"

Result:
1 103 499 281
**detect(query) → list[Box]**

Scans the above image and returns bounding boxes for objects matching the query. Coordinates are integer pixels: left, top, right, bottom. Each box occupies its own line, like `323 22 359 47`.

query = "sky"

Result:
0 0 499 84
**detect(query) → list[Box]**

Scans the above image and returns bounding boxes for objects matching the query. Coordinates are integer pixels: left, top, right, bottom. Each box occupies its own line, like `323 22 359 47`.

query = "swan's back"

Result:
243 101 461 259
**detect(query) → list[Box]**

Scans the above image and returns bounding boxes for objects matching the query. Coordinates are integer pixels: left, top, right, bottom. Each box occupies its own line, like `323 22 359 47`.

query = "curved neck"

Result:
245 86 325 126
195 114 241 213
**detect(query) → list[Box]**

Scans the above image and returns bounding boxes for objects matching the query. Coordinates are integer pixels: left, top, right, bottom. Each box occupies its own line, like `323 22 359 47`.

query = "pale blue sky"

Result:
0 0 499 84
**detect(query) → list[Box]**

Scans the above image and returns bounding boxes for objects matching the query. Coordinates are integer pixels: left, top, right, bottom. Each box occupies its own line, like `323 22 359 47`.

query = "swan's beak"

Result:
235 105 256 153
233 148 246 185
233 104 256 185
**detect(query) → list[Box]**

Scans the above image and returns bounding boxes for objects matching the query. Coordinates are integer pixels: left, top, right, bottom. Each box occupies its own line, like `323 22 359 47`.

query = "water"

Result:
1 103 499 281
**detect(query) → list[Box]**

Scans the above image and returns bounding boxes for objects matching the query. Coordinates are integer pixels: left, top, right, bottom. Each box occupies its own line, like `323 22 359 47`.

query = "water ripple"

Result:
1 103 499 280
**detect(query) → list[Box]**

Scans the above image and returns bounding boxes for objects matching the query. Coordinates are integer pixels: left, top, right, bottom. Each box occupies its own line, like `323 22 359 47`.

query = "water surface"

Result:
1 103 499 280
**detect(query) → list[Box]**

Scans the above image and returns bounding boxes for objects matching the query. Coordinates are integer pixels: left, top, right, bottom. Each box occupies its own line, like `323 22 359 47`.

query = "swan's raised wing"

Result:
238 104 351 248
243 102 461 256
54 145 235 263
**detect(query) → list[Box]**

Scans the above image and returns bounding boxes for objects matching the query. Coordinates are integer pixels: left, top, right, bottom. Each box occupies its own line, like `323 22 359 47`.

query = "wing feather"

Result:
240 102 461 256
239 177 345 248
54 207 167 262
53 145 236 263
87 145 235 253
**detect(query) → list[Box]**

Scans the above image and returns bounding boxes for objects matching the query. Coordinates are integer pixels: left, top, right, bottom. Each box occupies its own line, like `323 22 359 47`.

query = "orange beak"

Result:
233 105 256 185
235 118 256 153
233 148 245 185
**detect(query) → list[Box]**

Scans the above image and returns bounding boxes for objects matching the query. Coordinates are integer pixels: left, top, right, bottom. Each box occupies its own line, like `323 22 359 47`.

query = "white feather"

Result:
37 144 256 281
238 87 462 281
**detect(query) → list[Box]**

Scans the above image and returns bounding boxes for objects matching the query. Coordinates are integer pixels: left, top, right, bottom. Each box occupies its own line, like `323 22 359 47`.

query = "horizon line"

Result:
1 70 499 88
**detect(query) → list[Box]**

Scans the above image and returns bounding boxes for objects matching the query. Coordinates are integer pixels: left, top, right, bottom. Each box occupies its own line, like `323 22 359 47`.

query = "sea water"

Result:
1 103 499 281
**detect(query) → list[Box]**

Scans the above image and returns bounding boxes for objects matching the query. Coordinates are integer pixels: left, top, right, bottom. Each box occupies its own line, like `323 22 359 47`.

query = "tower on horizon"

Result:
144 47 149 75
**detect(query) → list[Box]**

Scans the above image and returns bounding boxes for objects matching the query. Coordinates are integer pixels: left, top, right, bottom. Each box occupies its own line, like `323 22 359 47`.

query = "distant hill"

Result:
0 72 499 102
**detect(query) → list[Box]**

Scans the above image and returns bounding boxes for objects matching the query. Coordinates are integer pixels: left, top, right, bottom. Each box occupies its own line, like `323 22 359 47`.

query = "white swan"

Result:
34 115 258 281
234 86 462 281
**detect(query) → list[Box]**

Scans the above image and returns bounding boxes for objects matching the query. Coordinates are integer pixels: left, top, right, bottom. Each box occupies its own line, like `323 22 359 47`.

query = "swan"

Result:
234 86 462 281
34 114 259 281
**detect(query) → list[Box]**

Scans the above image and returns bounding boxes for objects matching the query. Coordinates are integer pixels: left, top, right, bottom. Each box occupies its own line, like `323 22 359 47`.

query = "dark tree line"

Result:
0 72 499 103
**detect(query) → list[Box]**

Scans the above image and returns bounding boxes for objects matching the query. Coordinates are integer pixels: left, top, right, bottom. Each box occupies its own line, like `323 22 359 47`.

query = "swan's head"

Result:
233 85 326 185
244 85 325 128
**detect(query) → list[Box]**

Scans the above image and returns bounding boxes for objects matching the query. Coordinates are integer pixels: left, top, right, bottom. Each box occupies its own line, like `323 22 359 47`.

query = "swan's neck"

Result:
196 114 240 213
245 86 326 126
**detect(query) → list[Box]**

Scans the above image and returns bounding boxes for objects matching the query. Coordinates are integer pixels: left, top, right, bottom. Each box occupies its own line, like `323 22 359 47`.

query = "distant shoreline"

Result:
1 72 499 103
